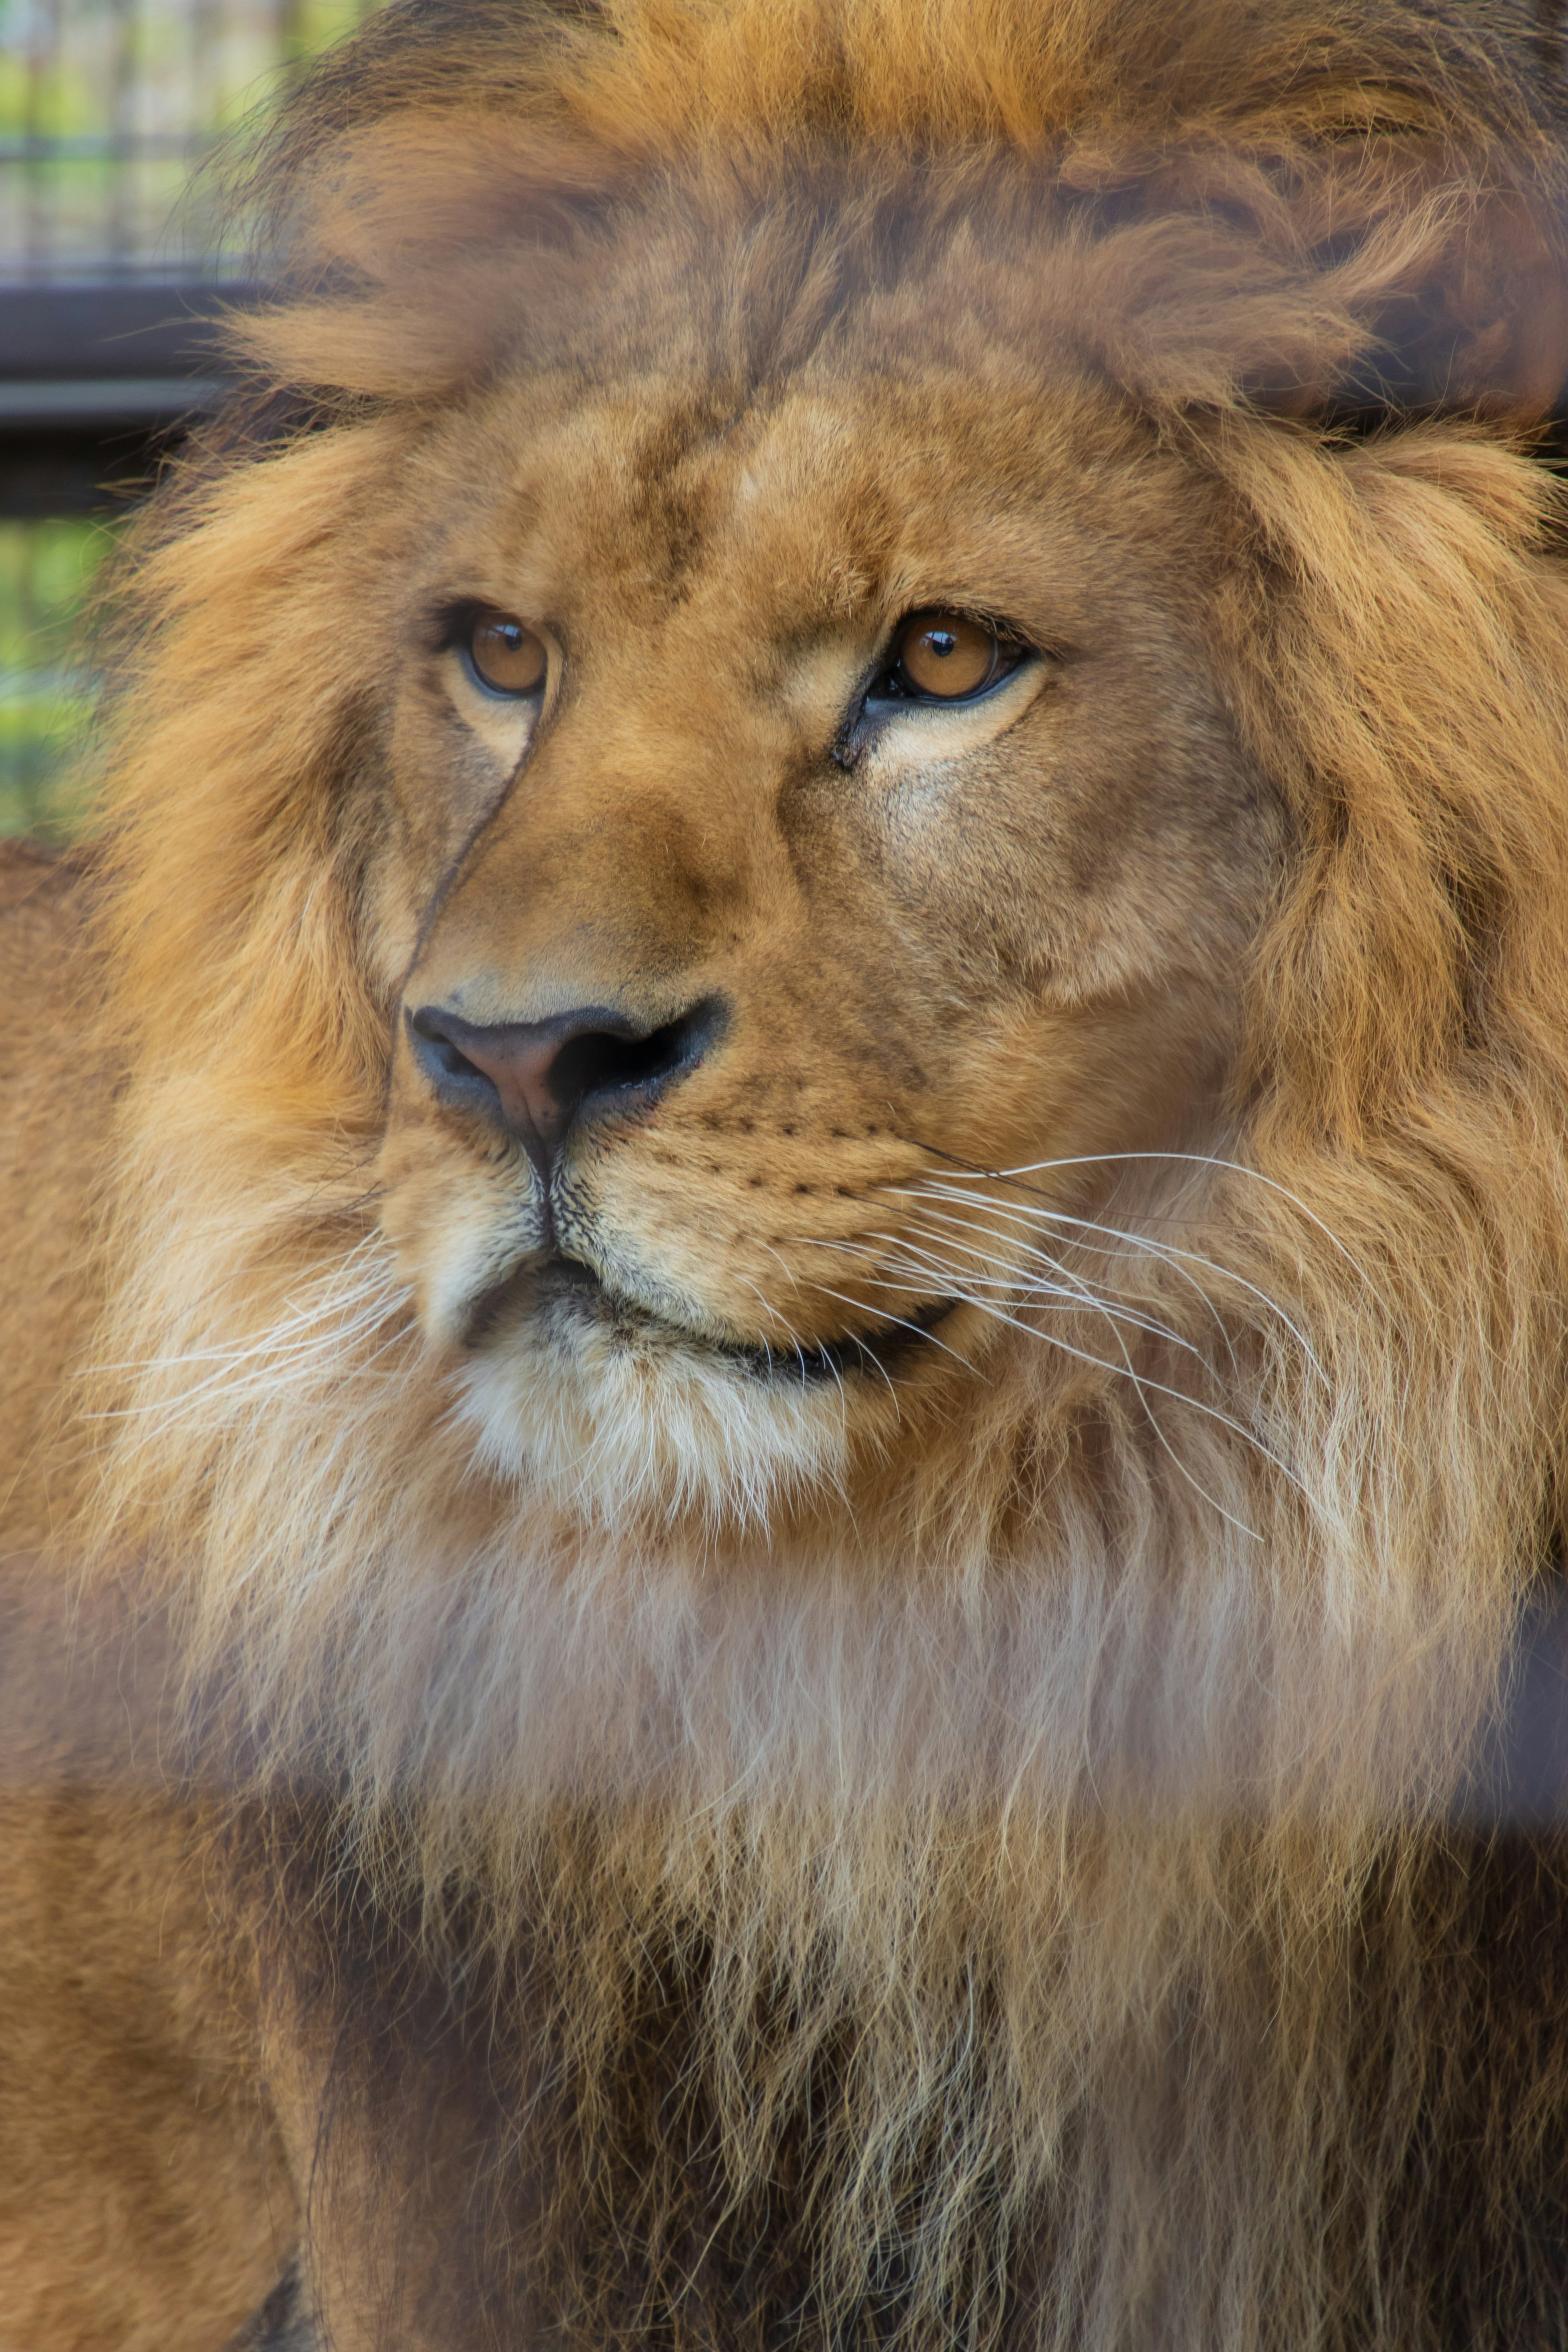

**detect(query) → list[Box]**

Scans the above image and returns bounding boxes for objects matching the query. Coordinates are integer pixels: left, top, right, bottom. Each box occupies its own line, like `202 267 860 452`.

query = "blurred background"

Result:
0 0 379 838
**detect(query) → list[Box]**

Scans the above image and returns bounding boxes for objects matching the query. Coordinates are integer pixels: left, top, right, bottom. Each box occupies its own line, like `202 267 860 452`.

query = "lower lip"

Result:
467 1256 957 1381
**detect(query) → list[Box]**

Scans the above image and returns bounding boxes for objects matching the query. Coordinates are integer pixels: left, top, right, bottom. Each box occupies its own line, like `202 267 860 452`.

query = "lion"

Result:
6 0 1568 2342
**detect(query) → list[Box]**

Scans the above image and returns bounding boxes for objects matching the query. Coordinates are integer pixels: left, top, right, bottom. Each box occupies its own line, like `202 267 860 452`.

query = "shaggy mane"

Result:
60 0 1568 2340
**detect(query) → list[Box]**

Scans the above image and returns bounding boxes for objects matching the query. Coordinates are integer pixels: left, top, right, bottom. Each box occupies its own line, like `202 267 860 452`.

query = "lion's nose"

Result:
405 998 724 1176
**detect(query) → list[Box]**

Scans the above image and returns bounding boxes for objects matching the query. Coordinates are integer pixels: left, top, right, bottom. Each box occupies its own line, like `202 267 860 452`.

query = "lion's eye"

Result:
882 612 1018 702
467 612 547 697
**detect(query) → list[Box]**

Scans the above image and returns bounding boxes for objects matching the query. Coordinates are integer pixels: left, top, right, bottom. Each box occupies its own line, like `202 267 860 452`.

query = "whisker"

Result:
881 1216 1222 1365
811 1234 1208 1396
933 1226 1269 1536
739 1273 852 1413
895 1137 1379 1297
886 1182 1326 1386
813 1238 1298 1509
83 1244 414 1427
754 1240 853 1396
89 1288 396 1379
816 1218 1206 1358
898 1189 1247 1377
801 1280 976 1380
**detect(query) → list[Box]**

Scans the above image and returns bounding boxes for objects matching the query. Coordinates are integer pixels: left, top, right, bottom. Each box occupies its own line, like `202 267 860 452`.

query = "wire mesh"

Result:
0 0 378 280
0 0 382 835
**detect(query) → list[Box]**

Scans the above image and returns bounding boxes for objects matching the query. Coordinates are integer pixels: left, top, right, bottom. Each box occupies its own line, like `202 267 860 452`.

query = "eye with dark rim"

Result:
871 609 1026 704
461 609 548 698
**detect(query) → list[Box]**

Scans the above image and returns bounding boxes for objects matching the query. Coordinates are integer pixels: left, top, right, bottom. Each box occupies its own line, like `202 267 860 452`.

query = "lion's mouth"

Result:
465 1253 958 1381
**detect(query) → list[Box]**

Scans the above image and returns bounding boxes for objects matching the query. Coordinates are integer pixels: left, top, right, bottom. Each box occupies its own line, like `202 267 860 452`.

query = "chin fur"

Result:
452 1285 857 1530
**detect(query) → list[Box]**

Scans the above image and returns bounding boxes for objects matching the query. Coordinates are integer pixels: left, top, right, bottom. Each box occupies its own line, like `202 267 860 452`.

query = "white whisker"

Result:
884 1215 1224 1364
80 1237 414 1433
898 1188 1248 1377
887 1183 1326 1386
809 1229 1298 1512
899 1143 1379 1296
801 1281 975 1381
816 1222 1203 1361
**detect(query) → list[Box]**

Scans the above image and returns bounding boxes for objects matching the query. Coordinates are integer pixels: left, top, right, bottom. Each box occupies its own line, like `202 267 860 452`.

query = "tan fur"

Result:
0 854 292 2350
8 0 1568 2341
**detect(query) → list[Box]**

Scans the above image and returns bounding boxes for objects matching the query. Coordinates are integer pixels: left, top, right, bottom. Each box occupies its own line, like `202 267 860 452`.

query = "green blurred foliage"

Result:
0 0 379 270
0 0 375 142
0 519 118 842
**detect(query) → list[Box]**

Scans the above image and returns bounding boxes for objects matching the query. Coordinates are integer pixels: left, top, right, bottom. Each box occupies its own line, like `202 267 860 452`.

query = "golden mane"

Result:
57 0 1568 2338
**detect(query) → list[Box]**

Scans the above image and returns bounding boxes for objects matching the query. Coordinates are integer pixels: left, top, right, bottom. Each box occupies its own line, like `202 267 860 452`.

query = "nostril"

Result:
406 1007 504 1109
552 998 724 1111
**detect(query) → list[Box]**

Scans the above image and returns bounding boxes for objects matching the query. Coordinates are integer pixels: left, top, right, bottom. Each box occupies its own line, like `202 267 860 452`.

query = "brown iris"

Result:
889 611 1013 701
468 612 547 696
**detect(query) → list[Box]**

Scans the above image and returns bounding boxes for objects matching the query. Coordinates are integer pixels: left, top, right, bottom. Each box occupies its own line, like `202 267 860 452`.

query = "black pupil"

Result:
923 631 958 662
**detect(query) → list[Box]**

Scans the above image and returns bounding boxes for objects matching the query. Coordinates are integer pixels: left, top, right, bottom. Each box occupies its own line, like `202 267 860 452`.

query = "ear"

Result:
1215 28 1568 423
1065 60 1568 425
223 115 629 401
1301 158 1568 423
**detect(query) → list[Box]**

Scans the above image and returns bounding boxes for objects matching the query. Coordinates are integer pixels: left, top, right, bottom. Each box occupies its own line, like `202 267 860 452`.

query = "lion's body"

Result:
0 856 288 2350
9 0 1568 2343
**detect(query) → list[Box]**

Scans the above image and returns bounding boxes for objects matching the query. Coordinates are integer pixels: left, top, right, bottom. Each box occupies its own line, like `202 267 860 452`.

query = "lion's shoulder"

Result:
0 837 99 1138
0 840 94 1012
0 835 84 894
0 839 111 1549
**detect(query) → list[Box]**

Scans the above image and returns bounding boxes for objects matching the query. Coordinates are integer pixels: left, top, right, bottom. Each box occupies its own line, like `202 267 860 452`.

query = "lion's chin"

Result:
451 1257 864 1529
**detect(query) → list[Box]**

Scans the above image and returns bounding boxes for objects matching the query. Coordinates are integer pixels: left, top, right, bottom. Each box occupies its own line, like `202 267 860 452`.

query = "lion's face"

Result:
363 300 1285 1523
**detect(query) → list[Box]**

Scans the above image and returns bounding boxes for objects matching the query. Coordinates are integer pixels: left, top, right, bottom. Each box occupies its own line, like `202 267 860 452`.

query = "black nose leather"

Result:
406 998 724 1175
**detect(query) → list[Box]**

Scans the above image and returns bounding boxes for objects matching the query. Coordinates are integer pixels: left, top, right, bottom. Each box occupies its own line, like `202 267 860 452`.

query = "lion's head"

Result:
85 0 1568 1785
60 6 1568 2330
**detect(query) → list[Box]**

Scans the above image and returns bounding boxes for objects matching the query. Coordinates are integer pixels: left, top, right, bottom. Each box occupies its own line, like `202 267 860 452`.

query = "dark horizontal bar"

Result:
0 280 250 385
0 279 243 517
0 427 189 520
0 377 223 428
